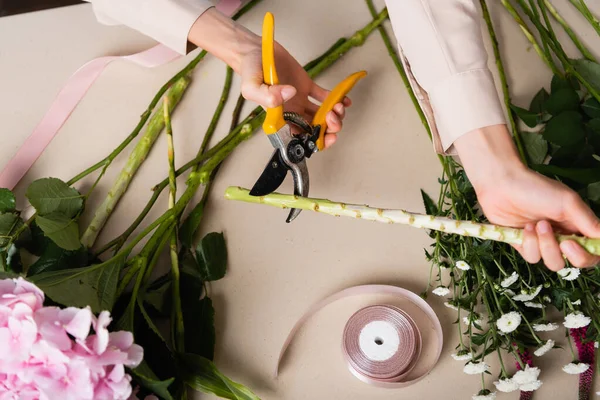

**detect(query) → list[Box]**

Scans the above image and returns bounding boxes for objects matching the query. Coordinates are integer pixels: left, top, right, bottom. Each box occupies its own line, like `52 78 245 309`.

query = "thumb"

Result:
565 193 600 238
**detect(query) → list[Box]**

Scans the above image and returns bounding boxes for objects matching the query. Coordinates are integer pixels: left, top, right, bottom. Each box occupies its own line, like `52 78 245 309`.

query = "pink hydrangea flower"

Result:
0 278 144 400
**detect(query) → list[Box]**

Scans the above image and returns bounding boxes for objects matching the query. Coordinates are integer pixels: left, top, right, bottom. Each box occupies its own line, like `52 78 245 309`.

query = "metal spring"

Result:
283 111 313 135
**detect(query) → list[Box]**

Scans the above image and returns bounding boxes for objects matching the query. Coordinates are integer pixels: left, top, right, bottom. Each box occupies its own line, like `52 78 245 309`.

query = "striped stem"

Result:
224 186 600 256
544 0 596 62
569 0 600 37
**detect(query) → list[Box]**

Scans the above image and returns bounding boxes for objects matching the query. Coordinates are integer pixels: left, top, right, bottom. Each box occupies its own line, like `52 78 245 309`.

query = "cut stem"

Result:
81 77 190 248
224 186 600 256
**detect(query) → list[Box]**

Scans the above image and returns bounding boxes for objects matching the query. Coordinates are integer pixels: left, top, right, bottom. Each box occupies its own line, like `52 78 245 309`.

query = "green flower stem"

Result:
480 0 527 164
544 0 596 62
224 186 600 256
163 98 185 353
230 94 246 131
501 0 562 76
81 77 190 249
569 0 600 37
116 258 144 298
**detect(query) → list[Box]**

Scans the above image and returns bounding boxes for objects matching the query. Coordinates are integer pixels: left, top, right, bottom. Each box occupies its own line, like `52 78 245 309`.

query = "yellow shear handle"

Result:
312 71 367 151
262 12 286 134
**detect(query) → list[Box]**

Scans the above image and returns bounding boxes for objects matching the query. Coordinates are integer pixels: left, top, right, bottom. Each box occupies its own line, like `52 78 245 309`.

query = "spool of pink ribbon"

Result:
276 285 443 389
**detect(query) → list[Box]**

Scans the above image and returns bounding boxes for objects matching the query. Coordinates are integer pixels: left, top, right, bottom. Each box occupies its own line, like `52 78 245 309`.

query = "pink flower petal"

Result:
93 311 112 354
107 364 125 382
13 278 44 309
62 307 92 340
126 344 143 367
109 331 134 351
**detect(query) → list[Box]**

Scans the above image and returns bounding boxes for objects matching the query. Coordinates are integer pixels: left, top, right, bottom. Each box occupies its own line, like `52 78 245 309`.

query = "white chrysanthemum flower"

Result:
595 342 599 349
472 392 496 400
463 361 489 375
534 339 554 357
493 378 519 392
432 286 450 296
524 302 543 309
504 289 516 297
444 301 459 311
512 285 542 302
496 311 521 333
533 322 559 332
501 272 519 288
456 260 471 271
512 366 540 385
451 350 472 361
563 362 590 374
564 312 591 329
463 313 482 327
557 267 580 281
520 380 543 391
542 295 551 303
572 299 581 305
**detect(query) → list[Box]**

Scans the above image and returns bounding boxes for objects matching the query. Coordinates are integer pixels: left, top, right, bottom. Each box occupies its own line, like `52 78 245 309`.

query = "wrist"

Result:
187 8 260 73
454 124 527 191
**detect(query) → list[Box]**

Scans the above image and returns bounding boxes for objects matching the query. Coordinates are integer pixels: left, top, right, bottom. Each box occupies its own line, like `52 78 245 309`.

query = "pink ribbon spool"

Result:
276 285 443 389
342 305 422 384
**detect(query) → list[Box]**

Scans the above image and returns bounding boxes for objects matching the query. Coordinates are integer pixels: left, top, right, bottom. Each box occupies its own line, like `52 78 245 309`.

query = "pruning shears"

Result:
249 12 366 223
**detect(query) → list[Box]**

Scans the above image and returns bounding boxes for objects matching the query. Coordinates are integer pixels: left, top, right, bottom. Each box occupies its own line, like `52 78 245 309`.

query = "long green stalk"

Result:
569 0 600 37
81 77 190 248
480 0 527 164
224 186 600 256
545 0 596 62
163 98 185 353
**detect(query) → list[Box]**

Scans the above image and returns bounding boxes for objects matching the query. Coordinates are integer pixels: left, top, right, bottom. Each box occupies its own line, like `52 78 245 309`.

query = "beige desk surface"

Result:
1 1 599 399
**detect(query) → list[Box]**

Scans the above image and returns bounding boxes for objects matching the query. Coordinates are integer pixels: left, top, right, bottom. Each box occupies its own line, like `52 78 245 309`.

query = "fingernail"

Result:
334 103 344 113
281 87 296 102
537 221 551 234
525 223 534 232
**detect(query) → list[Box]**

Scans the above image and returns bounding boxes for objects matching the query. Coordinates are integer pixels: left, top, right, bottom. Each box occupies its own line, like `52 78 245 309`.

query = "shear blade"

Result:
249 150 288 197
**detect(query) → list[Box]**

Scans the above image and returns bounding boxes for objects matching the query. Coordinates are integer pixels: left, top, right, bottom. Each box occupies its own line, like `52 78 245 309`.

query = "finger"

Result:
324 133 337 149
325 111 342 134
563 192 600 238
521 223 541 264
309 84 352 107
333 103 346 120
536 220 565 271
560 240 600 268
241 81 297 109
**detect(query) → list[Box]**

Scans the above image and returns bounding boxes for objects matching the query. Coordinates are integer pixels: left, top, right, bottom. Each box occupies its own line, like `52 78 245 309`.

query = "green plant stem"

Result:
544 0 596 62
569 0 600 37
230 94 246 131
97 13 390 255
81 77 190 248
480 0 527 164
164 98 185 353
224 186 600 256
501 0 562 76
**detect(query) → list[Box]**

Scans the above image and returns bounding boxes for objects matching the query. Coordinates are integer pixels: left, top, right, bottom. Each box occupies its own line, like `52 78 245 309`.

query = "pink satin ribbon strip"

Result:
0 0 241 191
275 284 443 389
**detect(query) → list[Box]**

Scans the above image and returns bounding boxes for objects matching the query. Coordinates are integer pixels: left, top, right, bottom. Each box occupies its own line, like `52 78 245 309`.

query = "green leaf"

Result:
510 105 540 128
550 287 571 309
420 189 438 216
0 213 24 248
178 353 260 400
587 182 600 203
0 189 16 213
144 280 172 316
572 59 600 93
137 298 168 344
35 213 80 251
521 132 548 165
0 245 21 273
179 200 209 250
28 241 89 276
529 88 549 114
131 360 175 400
30 255 124 312
26 178 83 217
531 164 600 184
544 88 580 115
551 74 579 93
542 111 585 146
583 98 600 118
191 232 227 282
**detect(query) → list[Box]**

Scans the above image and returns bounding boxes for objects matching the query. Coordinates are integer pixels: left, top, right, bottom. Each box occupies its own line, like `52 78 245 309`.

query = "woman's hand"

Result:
455 125 600 270
188 8 349 147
